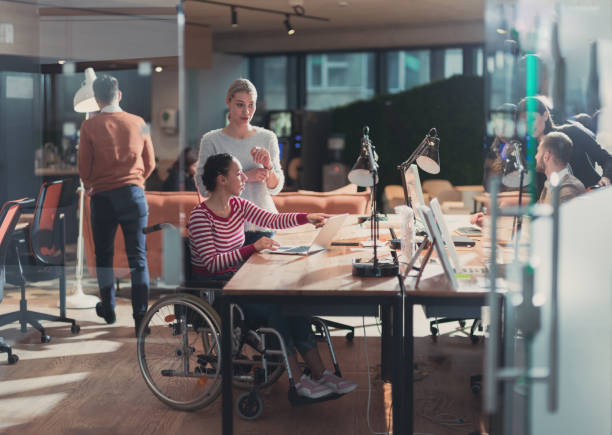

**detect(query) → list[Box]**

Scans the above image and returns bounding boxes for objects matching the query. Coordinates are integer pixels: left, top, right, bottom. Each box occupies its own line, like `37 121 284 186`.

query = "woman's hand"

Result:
253 237 280 252
470 212 485 227
244 168 269 182
598 176 611 187
251 147 272 170
306 213 331 228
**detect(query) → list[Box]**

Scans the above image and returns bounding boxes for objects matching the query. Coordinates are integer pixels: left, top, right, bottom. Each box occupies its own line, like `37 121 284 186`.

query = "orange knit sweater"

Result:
78 112 156 194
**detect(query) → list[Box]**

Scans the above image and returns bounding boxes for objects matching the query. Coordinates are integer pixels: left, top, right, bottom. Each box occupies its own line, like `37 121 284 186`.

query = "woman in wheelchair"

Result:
188 153 357 399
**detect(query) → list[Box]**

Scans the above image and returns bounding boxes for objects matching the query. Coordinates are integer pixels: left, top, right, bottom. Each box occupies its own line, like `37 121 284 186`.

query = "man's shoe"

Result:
317 369 357 394
134 314 150 337
295 374 334 399
95 302 116 325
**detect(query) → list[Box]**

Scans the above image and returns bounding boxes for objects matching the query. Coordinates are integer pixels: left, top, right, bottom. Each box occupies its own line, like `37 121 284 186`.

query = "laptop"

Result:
268 213 348 255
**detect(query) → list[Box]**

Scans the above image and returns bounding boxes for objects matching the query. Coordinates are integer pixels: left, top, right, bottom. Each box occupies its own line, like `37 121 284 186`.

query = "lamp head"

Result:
348 148 378 186
348 126 378 186
416 128 440 174
73 67 99 113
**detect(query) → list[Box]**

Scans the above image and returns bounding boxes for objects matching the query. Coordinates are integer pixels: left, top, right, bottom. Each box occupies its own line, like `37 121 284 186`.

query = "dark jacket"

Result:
556 123 612 187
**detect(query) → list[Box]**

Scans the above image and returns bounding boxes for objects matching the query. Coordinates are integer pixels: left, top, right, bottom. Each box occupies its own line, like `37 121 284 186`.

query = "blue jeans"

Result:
90 185 149 319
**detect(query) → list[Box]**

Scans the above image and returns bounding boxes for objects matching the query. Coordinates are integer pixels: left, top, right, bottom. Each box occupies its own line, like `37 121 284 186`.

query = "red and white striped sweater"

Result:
188 196 308 275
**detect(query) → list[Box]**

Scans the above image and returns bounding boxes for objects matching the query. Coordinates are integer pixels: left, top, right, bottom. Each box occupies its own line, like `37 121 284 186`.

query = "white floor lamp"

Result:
66 67 101 309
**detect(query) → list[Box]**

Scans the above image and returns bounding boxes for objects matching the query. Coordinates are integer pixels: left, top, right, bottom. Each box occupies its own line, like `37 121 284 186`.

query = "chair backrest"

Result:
30 179 75 265
0 198 30 301
422 179 454 198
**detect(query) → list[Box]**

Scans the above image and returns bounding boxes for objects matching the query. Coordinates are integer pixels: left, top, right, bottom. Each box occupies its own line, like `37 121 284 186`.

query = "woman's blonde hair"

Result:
226 78 257 102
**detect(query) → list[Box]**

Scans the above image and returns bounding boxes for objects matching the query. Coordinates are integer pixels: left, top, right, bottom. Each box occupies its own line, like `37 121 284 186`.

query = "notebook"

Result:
269 214 348 255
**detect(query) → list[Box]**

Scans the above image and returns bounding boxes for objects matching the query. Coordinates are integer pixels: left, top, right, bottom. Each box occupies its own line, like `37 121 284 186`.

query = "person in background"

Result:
189 153 357 399
517 96 612 188
471 131 585 226
78 74 155 336
533 131 586 204
162 147 198 191
195 78 285 246
483 103 522 192
145 157 164 191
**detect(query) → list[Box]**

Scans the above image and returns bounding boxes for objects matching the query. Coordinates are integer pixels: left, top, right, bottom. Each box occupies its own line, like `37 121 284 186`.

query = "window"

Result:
306 52 375 110
261 56 287 111
444 48 463 78
387 50 430 93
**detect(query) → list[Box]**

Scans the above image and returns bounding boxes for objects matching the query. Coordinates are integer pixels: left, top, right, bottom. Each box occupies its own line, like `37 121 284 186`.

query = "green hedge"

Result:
332 75 485 197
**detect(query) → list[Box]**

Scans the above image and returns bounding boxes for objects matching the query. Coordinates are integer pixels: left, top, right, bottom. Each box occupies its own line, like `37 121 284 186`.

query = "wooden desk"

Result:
220 215 498 435
221 216 405 434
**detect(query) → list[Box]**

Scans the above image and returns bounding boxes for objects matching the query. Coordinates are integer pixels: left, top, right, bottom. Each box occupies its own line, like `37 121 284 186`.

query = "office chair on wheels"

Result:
0 180 80 344
0 198 33 364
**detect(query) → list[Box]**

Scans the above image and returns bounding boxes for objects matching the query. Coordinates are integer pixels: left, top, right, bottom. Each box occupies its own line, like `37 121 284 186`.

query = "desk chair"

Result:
0 198 33 364
1 180 80 343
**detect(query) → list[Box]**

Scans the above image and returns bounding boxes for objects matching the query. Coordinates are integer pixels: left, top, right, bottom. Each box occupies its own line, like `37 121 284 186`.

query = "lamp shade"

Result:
73 68 99 113
416 134 440 174
348 152 378 186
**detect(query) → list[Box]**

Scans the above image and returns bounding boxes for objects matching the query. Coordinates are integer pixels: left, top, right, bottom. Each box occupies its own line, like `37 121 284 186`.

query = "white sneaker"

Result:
296 374 334 399
317 369 357 394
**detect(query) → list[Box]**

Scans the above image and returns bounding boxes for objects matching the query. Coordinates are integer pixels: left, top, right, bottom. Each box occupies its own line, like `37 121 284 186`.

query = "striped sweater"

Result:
188 196 308 275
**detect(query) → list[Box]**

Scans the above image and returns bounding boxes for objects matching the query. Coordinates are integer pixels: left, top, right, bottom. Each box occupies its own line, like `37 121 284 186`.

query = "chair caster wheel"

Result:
459 320 466 328
470 375 482 394
430 326 438 342
41 335 51 343
8 354 19 364
346 331 354 341
236 392 263 420
71 325 80 334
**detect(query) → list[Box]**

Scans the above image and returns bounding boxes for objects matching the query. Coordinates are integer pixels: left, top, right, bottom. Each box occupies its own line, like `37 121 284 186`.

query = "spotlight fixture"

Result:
154 66 163 73
231 6 238 28
284 14 295 35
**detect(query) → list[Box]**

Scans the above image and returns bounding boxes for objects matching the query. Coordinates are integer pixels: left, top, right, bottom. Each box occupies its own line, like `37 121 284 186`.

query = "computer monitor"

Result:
401 163 430 237
418 205 459 290
267 111 292 138
429 198 462 273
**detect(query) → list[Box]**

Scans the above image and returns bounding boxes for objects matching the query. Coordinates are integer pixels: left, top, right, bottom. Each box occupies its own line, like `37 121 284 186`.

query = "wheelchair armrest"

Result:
142 222 176 234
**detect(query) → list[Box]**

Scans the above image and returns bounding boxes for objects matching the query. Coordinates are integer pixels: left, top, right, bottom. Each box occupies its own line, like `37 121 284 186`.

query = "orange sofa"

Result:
82 187 370 280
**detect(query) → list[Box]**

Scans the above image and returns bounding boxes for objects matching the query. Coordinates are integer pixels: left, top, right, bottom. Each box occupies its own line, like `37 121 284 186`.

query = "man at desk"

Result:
471 132 586 226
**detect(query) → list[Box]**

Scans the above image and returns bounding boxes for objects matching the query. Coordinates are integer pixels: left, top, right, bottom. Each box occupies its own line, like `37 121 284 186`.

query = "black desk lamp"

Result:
349 127 398 278
397 128 441 208
502 140 527 240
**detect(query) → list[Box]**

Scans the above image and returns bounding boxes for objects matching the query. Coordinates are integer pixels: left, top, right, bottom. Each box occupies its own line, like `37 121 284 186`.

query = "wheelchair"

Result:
136 227 347 419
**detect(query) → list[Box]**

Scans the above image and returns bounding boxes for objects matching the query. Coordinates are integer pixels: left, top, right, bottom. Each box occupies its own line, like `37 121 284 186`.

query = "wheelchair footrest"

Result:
288 388 345 406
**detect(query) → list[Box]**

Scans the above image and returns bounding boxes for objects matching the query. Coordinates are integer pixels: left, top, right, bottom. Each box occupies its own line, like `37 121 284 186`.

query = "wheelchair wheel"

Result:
137 294 223 411
236 392 263 420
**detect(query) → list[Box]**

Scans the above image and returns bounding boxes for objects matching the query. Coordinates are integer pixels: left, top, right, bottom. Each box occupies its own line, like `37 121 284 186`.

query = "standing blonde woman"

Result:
196 78 285 245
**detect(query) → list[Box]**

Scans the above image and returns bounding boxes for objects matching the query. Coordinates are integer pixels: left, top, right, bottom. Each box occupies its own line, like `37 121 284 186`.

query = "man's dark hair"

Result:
540 131 573 165
202 153 235 191
93 74 119 105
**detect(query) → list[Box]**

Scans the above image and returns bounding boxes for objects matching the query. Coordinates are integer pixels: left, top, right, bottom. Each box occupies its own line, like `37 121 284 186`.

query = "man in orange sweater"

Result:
78 74 156 335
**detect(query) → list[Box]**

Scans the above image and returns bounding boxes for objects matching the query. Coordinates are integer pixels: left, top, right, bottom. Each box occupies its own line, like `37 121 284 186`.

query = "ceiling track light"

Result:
196 0 329 32
284 14 295 35
231 6 238 28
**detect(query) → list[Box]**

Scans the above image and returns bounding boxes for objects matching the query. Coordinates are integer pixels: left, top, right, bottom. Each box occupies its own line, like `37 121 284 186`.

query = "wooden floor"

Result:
0 284 487 435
